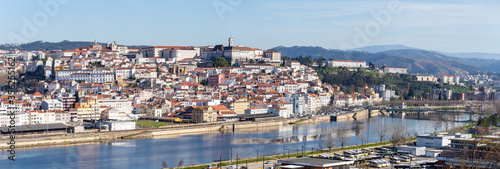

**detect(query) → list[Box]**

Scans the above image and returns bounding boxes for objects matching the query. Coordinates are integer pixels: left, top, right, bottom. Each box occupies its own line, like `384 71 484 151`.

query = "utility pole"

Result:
236 155 238 169
256 149 259 161
262 154 265 169
302 145 304 156
230 147 232 164
283 145 286 156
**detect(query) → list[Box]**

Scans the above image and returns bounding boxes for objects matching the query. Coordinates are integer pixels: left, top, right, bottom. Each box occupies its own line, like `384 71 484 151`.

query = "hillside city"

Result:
1 39 499 169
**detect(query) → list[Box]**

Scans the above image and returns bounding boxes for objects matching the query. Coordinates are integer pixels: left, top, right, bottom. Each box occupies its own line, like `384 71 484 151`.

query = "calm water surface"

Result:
0 115 469 169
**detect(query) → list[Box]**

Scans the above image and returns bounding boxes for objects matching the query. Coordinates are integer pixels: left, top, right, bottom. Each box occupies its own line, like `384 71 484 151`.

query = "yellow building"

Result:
192 106 215 123
414 75 437 82
70 97 100 121
232 101 249 115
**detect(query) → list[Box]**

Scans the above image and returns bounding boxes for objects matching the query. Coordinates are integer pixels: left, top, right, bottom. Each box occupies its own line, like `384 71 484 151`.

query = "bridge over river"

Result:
368 107 487 122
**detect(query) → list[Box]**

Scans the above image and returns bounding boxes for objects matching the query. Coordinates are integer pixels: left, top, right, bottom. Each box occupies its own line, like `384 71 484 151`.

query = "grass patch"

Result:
179 138 417 169
434 106 467 110
179 124 475 169
289 118 309 124
136 120 176 128
355 109 366 112
363 70 379 76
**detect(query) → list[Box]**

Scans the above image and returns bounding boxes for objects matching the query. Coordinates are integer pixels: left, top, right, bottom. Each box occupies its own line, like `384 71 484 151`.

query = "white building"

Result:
114 68 136 79
397 145 426 156
56 69 114 83
97 99 133 114
244 108 269 115
306 94 321 113
95 120 136 131
433 89 452 100
41 99 63 111
201 38 263 65
286 61 301 69
382 66 407 74
162 46 200 62
417 133 472 148
269 107 292 118
263 50 281 62
437 75 460 84
328 60 367 68
373 84 396 101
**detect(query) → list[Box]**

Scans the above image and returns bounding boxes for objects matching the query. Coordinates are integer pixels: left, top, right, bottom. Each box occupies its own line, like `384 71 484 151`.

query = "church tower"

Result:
228 37 233 47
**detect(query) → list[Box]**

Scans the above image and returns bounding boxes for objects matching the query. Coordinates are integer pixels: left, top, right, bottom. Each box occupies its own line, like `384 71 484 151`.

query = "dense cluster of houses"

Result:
0 39 387 127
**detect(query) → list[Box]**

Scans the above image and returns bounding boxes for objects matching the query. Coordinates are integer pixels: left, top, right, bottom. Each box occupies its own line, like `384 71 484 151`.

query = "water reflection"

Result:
0 115 469 169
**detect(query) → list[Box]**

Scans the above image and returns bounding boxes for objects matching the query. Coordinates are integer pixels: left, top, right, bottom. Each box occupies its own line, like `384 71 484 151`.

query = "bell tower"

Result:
228 37 233 47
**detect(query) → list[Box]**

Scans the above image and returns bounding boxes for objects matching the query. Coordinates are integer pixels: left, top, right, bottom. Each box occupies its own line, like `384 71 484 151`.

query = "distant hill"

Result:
272 46 483 75
380 49 500 73
0 40 149 51
352 45 500 60
350 45 417 53
440 52 500 60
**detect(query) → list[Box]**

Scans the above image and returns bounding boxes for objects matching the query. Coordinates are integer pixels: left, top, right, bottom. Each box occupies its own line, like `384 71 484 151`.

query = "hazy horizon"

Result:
1 0 499 53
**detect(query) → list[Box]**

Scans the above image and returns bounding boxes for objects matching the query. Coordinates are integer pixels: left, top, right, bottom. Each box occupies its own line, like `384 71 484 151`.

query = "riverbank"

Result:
331 109 380 121
178 138 415 169
0 117 323 149
178 123 474 169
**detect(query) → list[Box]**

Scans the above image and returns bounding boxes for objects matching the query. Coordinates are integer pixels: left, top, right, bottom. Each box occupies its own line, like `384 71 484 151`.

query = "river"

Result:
0 114 471 169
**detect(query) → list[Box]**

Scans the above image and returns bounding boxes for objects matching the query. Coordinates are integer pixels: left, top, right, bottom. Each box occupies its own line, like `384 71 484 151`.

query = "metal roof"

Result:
279 157 354 167
0 123 68 133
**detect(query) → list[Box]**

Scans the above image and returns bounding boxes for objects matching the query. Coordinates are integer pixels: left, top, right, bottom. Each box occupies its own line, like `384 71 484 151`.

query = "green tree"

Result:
408 88 415 97
212 57 229 68
369 62 376 69
200 80 208 86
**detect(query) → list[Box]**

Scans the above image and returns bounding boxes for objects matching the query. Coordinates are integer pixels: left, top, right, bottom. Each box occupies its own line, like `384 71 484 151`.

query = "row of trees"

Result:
320 122 416 151
320 126 351 151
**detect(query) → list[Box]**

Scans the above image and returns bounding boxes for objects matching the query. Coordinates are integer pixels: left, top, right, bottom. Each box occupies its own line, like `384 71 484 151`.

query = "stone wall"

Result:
332 109 374 121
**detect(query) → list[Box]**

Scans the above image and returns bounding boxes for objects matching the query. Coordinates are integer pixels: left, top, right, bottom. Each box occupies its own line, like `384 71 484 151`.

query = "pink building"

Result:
208 74 224 86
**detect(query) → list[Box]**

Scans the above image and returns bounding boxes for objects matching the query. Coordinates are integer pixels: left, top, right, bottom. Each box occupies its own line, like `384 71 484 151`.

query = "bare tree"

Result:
336 127 350 148
356 122 367 146
161 161 167 169
449 120 500 168
320 128 337 151
493 102 500 114
177 159 184 168
374 122 389 142
431 117 443 134
442 114 451 132
388 122 411 147
359 129 367 146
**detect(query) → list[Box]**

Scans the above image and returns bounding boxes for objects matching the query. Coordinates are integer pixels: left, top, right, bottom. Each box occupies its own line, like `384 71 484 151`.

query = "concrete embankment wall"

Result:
151 125 221 136
331 109 379 121
1 117 333 148
152 119 296 136
1 136 100 149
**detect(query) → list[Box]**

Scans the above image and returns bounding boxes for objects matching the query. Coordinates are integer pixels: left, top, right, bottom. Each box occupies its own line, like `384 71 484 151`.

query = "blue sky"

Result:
1 0 499 53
